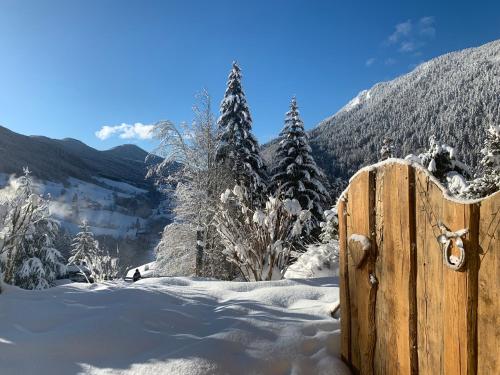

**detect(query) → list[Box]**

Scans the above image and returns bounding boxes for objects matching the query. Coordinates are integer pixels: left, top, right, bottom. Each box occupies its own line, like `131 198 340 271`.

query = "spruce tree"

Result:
69 221 100 276
271 97 330 232
216 62 267 205
0 168 65 290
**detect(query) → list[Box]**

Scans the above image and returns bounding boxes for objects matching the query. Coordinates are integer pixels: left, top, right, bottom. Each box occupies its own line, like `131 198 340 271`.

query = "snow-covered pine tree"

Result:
270 97 330 233
69 220 100 279
405 135 471 196
462 123 500 198
416 135 471 182
319 206 339 243
216 62 267 205
0 167 65 290
380 137 394 161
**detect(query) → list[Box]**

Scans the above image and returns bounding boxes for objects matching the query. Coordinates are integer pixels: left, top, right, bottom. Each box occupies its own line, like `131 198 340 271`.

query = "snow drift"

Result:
0 277 348 375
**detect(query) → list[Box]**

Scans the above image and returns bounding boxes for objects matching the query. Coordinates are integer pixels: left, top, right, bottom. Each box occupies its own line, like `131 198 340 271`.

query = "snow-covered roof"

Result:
126 261 156 278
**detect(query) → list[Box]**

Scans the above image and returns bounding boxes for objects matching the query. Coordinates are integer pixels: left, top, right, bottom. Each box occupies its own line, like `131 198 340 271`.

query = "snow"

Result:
125 261 157 279
338 158 495 205
0 277 348 375
348 234 371 251
285 242 339 279
445 171 468 196
336 89 371 115
94 177 148 195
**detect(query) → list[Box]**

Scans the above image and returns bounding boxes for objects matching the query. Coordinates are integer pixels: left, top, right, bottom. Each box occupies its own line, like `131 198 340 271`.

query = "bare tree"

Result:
148 90 232 278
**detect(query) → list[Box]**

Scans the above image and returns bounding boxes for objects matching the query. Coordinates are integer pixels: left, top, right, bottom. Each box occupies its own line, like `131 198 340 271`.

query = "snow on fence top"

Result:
337 158 499 206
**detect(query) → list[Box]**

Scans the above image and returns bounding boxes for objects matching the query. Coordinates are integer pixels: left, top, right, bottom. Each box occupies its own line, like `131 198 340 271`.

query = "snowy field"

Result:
0 277 349 375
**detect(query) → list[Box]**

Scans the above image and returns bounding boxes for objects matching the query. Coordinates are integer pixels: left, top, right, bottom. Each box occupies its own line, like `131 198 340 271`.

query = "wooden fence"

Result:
338 162 499 375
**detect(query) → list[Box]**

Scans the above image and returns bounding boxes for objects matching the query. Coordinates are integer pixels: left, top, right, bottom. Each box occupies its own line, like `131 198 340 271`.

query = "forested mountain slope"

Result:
265 39 500 191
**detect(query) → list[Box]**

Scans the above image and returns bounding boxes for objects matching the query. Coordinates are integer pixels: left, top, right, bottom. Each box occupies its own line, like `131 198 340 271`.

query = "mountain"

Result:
0 126 155 188
0 126 171 266
264 39 500 193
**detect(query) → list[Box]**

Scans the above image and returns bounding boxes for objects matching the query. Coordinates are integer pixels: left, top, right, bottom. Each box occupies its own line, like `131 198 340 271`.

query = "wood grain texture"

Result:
415 169 445 374
373 164 416 375
477 192 500 375
338 198 351 363
339 162 499 375
442 198 478 375
346 170 377 375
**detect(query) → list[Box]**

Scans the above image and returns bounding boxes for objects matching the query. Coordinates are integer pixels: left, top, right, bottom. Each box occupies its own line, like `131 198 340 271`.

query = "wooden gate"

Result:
338 162 499 375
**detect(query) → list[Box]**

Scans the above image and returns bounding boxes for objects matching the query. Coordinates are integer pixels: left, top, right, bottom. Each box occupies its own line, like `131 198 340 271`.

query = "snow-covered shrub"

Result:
461 123 500 198
285 241 339 279
0 168 65 290
215 185 311 281
92 249 120 281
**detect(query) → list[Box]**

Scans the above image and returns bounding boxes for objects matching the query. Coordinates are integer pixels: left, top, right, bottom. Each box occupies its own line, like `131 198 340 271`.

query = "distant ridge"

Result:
0 125 152 188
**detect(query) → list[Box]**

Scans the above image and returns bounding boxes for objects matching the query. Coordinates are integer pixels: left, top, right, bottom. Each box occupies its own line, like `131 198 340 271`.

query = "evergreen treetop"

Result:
216 62 267 204
271 97 330 229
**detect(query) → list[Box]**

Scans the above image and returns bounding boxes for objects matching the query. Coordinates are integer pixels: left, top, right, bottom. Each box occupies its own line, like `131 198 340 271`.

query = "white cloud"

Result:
419 16 436 38
384 17 436 56
365 57 376 67
95 123 154 141
387 20 412 44
400 41 417 52
384 58 397 66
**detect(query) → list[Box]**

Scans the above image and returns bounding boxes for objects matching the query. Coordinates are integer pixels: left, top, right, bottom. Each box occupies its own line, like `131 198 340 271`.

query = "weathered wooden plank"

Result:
442 200 479 375
477 192 500 375
346 170 377 375
373 164 416 375
338 198 351 363
346 180 361 372
415 170 445 374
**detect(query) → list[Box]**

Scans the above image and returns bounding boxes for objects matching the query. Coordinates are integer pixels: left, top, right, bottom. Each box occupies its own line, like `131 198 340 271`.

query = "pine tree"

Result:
0 167 65 290
380 137 394 161
462 123 500 198
271 97 330 232
216 62 267 205
417 135 471 183
69 221 100 277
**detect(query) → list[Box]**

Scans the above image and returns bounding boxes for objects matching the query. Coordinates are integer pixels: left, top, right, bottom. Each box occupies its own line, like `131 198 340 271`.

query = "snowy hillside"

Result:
0 171 171 266
0 277 348 375
311 39 500 184
264 39 500 191
0 127 173 266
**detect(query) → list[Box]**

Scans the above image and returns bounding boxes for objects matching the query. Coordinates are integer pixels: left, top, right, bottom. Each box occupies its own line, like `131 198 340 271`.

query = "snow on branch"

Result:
215 185 311 281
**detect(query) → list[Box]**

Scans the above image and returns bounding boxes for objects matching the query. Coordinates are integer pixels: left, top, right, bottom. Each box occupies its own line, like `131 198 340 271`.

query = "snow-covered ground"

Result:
0 277 348 375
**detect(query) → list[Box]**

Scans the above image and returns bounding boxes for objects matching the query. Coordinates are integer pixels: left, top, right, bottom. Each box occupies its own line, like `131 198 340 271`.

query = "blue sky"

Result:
0 0 499 151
